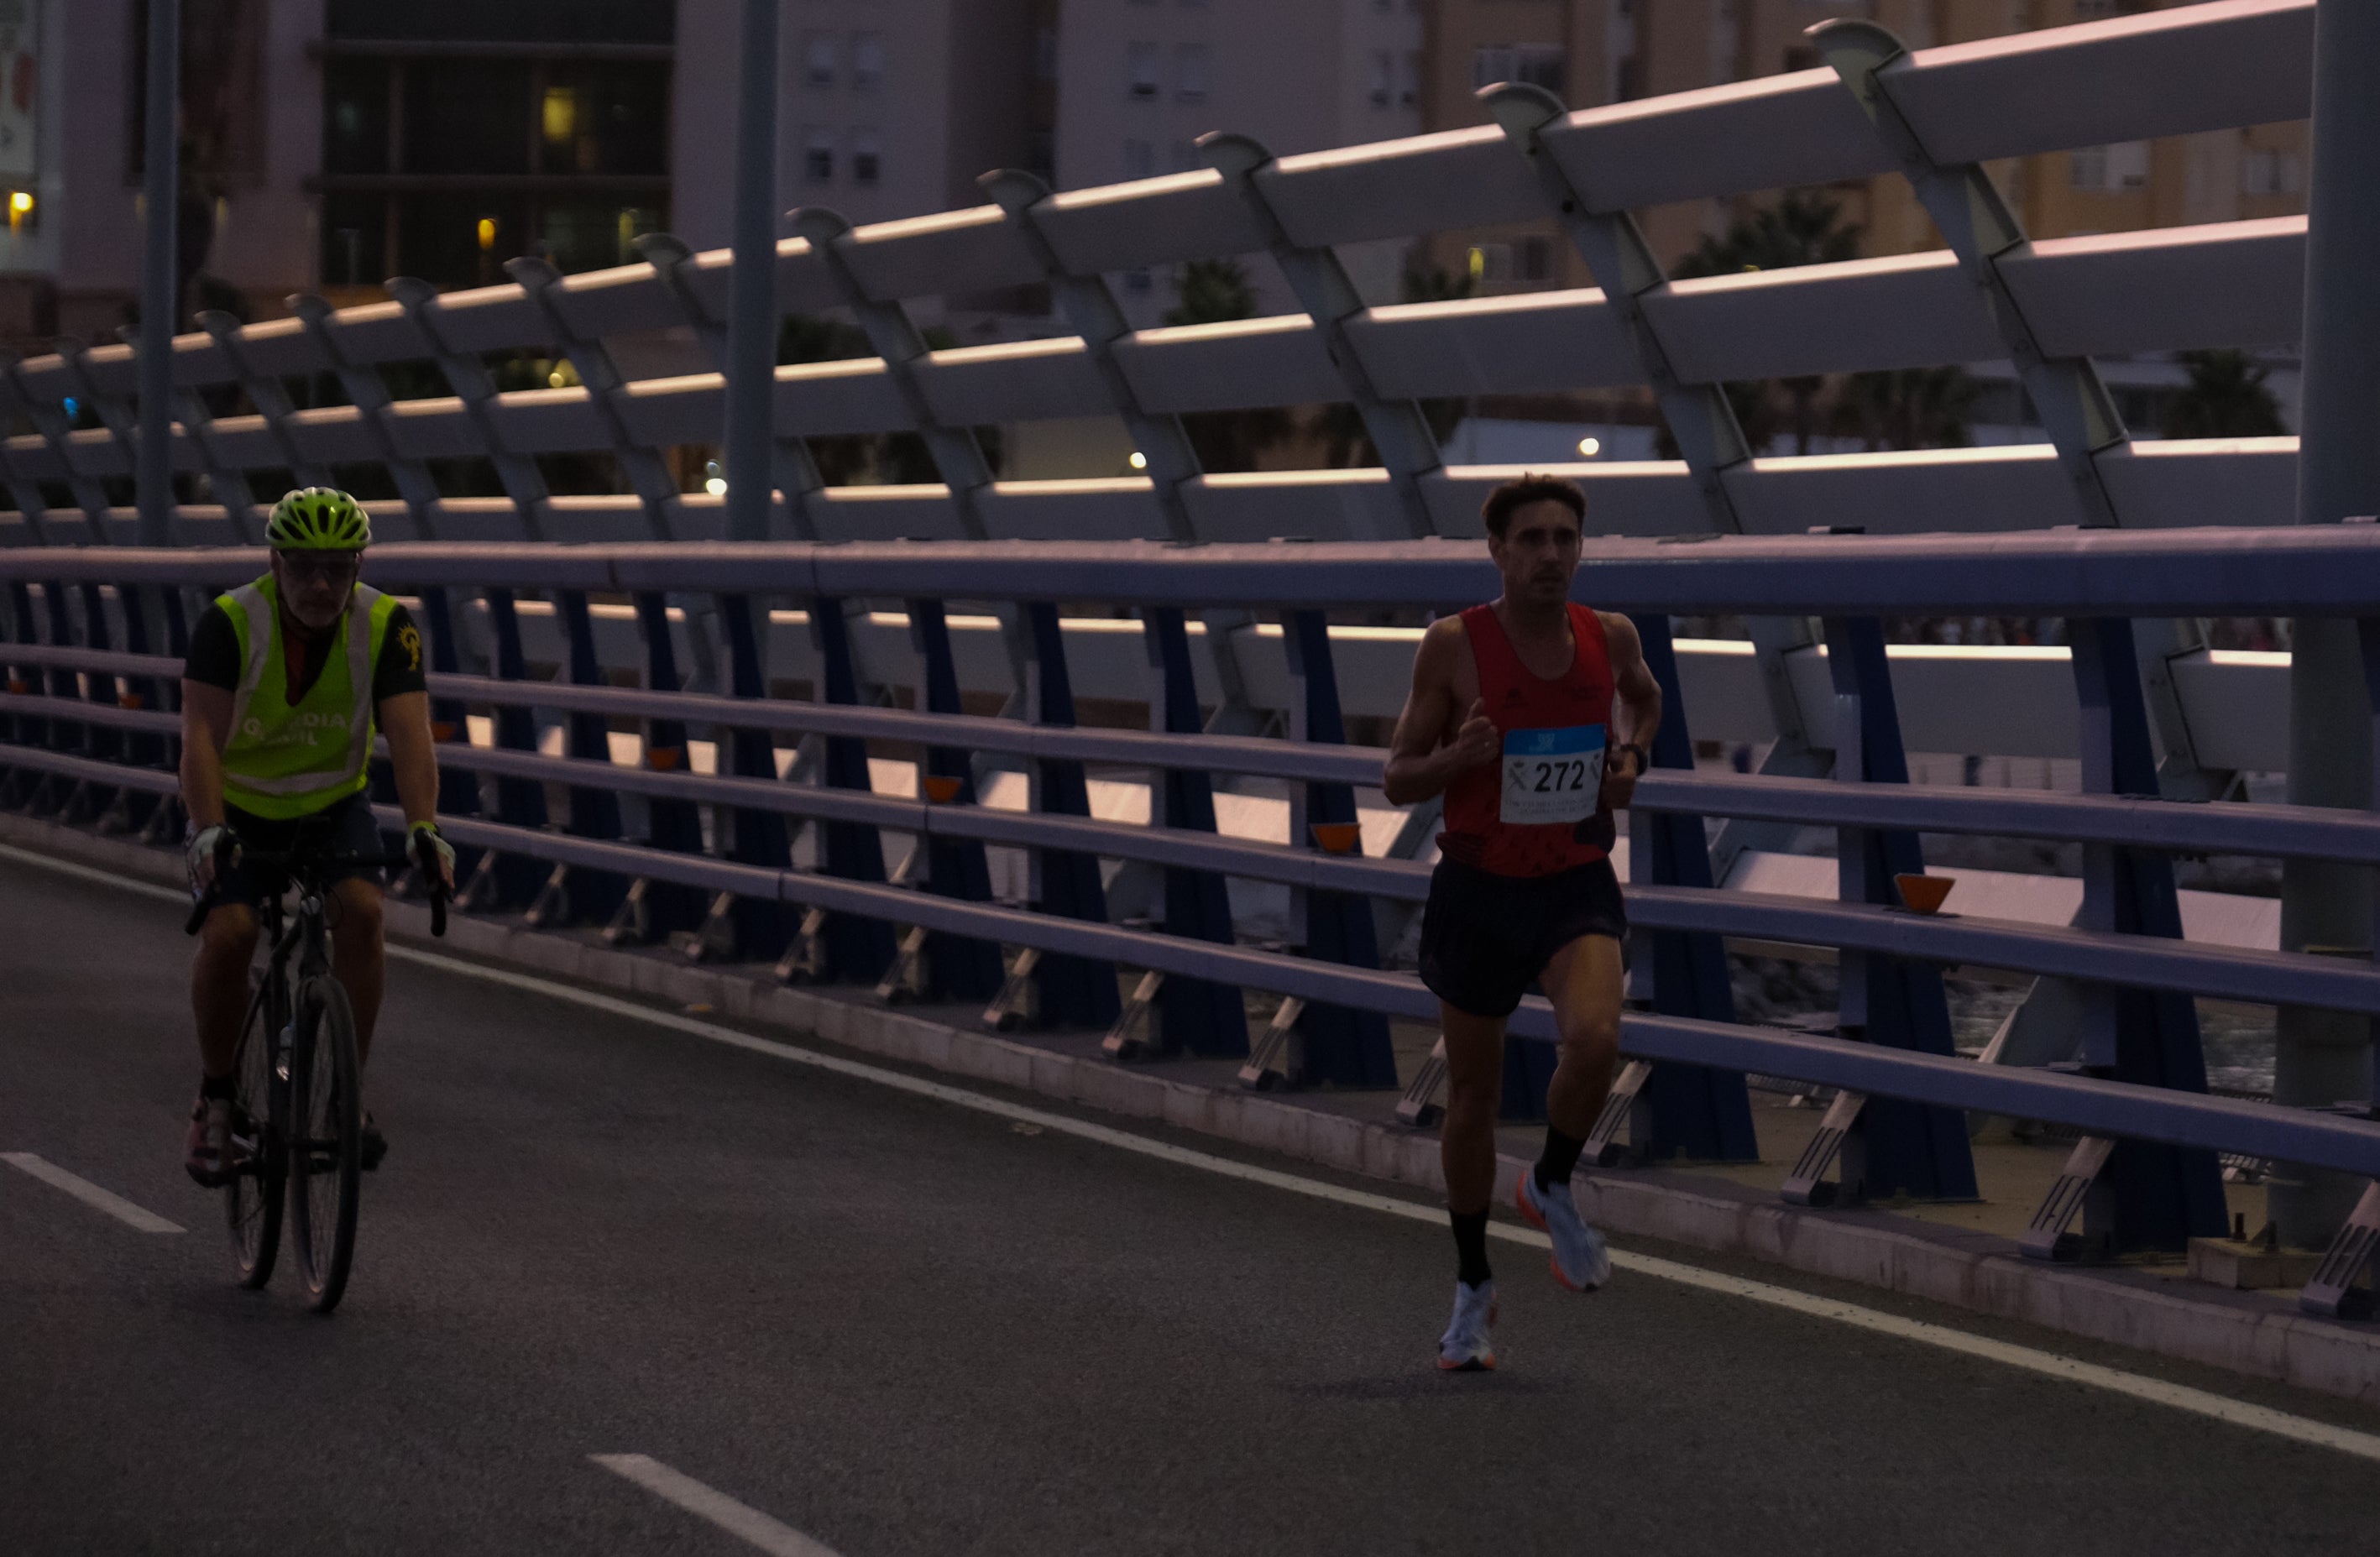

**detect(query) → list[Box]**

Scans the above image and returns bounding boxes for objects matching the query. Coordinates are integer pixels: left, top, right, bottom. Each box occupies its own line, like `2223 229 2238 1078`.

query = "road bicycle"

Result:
186 838 447 1313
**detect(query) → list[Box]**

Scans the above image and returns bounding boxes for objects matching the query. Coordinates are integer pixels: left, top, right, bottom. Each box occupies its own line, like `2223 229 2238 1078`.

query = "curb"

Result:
8 807 2377 1405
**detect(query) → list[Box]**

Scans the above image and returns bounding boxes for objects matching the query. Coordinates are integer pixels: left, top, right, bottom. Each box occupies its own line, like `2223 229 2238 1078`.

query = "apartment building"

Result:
1053 0 1426 321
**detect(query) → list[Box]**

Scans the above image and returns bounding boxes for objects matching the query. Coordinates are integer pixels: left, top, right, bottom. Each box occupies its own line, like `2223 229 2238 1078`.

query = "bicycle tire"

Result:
225 971 286 1290
287 974 362 1314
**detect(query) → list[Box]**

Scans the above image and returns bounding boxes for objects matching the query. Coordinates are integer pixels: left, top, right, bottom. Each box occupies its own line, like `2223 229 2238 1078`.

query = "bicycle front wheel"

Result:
287 974 363 1314
226 970 286 1289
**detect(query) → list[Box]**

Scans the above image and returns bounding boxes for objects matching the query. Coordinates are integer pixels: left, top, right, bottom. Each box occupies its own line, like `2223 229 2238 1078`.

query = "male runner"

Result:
180 488 456 1186
1382 473 1661 1371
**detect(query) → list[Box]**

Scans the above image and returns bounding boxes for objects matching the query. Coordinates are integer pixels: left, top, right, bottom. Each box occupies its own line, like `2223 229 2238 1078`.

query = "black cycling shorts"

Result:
1417 855 1629 1019
209 790 389 909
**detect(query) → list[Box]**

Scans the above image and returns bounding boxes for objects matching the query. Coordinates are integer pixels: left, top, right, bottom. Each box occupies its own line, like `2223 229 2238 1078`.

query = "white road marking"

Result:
13 839 2380 1462
3 1152 185 1234
591 1454 842 1557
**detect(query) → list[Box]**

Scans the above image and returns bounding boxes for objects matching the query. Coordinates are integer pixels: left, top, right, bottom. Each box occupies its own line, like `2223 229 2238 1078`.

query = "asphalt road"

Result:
6 849 2380 1557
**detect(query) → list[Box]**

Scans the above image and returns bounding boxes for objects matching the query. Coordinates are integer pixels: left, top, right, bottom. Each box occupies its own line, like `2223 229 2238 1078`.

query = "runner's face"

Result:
1489 500 1582 609
272 549 361 630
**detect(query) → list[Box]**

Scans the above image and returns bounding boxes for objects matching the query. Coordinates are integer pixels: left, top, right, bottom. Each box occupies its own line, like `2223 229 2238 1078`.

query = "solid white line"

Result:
14 838 2380 1462
591 1454 842 1557
2 1152 185 1234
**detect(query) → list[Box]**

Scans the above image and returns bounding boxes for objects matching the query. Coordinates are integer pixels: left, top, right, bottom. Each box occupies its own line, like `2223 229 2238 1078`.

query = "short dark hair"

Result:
1481 473 1586 539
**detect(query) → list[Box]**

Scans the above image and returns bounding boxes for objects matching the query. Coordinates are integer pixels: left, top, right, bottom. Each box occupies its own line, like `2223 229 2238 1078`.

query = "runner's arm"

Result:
1383 619 1497 805
179 680 234 831
1599 613 1663 807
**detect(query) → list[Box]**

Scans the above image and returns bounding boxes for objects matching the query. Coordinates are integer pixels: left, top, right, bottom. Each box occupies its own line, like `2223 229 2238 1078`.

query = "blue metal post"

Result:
715 593 792 954
1142 606 1248 1056
1629 614 1759 1160
908 598 1003 1001
628 592 708 936
476 587 552 906
808 598 895 983
1284 609 1397 1089
1024 602 1120 1028
2069 617 2228 1251
1823 615 1979 1200
547 589 628 922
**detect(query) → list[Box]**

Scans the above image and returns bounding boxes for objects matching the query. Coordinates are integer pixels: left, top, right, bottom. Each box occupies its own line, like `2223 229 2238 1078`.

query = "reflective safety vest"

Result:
217 573 399 820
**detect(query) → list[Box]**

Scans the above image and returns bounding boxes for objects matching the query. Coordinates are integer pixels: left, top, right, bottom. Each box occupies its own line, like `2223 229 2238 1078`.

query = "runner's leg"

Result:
1441 1003 1507 1284
1534 933 1625 1189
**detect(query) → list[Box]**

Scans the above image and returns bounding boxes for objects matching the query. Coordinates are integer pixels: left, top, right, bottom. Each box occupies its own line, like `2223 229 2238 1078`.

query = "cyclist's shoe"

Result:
1436 1279 1498 1372
1516 1169 1612 1293
185 1095 235 1188
359 1112 386 1173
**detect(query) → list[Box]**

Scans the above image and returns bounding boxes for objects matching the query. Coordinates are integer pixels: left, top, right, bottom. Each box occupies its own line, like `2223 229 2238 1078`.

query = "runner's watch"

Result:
1619 741 1650 775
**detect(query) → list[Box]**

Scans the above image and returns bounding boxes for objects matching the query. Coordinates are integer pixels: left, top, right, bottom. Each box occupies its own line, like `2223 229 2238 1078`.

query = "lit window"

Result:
1176 44 1209 102
1467 243 1513 284
1123 138 1154 180
851 34 884 89
851 129 881 186
803 127 834 182
804 34 839 88
1127 41 1161 98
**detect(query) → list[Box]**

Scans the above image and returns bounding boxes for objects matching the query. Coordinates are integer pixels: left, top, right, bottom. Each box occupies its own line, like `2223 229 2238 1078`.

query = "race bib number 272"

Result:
1499 724 1605 826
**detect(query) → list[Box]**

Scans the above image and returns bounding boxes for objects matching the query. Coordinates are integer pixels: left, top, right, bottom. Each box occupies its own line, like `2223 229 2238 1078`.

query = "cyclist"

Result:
180 489 455 1187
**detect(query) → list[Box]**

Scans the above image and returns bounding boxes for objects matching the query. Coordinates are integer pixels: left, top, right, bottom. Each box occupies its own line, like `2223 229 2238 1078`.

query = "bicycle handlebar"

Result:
184 844 450 939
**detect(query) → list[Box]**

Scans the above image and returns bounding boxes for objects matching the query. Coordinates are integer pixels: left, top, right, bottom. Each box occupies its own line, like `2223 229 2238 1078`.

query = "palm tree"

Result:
1672 192 1864 456
2159 350 2287 439
1831 366 1980 451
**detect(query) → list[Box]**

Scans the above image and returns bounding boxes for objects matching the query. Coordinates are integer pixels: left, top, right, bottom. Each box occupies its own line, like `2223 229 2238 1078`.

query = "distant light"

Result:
705 478 729 497
477 217 497 251
8 191 30 215
1577 436 1601 457
1467 246 1486 280
61 396 77 417
548 368 568 389
542 87 578 145
1127 451 1148 471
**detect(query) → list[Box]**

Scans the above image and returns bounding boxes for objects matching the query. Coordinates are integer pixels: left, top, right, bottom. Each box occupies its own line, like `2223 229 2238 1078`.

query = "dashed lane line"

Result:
591 1455 843 1557
3 1152 185 1234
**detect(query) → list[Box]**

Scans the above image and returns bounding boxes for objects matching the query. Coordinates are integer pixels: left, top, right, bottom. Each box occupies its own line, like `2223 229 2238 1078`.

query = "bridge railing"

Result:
5 528 2380 1310
0 0 2319 554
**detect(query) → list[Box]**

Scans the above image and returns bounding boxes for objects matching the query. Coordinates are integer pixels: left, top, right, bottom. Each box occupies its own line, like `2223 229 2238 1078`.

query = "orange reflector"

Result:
118 692 144 709
1310 822 1363 855
647 746 683 771
431 720 459 742
923 775 963 804
1895 872 1954 915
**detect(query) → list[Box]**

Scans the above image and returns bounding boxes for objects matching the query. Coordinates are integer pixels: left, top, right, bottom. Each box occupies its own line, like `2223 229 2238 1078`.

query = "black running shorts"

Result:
1417 855 1629 1019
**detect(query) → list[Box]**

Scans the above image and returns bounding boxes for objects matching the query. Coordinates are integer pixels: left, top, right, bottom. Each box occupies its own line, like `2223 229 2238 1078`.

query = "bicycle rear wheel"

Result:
287 974 362 1314
226 971 286 1289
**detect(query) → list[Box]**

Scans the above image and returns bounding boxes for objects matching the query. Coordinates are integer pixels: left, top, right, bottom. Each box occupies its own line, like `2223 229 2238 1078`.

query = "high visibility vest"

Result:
217 573 399 820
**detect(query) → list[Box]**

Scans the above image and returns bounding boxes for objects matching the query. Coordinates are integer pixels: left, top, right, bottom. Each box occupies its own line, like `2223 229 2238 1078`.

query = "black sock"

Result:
1535 1125 1587 1192
1451 1209 1493 1288
199 1074 236 1101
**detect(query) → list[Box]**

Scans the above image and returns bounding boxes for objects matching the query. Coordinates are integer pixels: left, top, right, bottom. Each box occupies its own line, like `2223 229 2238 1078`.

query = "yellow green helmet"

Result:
265 487 371 551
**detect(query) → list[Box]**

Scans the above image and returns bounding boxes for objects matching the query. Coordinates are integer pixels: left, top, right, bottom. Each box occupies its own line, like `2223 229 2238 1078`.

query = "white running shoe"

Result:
1516 1171 1613 1292
1436 1279 1498 1372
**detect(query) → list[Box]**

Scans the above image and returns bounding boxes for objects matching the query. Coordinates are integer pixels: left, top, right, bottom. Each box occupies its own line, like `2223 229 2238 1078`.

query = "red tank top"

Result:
1438 602 1616 879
